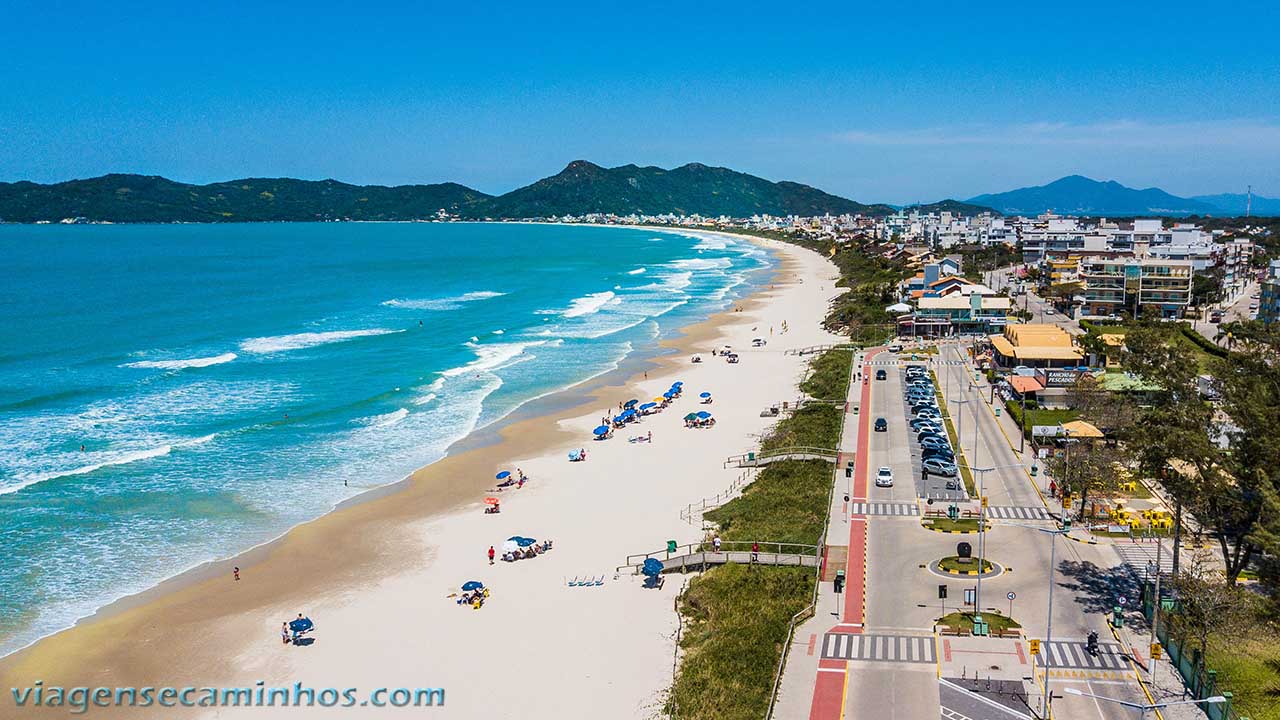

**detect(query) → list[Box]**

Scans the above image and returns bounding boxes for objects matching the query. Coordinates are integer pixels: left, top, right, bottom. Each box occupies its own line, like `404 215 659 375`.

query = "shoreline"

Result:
0 224 769 655
0 227 842 718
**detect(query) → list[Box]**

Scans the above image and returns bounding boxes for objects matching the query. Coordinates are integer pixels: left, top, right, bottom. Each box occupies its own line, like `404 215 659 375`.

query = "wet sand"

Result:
1 230 843 718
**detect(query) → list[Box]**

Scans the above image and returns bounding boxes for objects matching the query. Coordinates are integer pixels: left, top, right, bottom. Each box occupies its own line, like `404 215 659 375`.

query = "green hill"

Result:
901 199 998 216
0 174 490 223
0 162 894 222
471 160 894 219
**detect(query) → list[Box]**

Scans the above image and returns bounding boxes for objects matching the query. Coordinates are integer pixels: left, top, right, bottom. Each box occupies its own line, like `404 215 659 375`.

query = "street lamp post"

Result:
964 462 1026 636
1062 688 1226 720
1008 521 1071 718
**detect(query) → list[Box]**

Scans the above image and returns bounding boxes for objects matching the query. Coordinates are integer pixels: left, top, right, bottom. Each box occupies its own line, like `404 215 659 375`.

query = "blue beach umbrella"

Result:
461 581 485 591
672 381 684 387
699 392 712 398
594 425 610 436
697 411 712 419
663 391 674 399
642 558 664 578
516 537 537 547
639 402 656 410
613 415 626 423
495 471 511 480
624 399 638 408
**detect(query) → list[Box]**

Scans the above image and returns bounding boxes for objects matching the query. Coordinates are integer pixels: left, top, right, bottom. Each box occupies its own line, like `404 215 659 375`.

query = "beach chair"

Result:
591 576 604 586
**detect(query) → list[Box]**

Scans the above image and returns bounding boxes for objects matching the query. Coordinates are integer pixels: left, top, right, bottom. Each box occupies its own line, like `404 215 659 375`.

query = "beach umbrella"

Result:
495 471 511 480
673 381 684 387
484 496 500 505
502 539 519 553
663 391 674 399
516 537 537 547
642 558 663 578
594 425 610 435
624 399 638 407
613 415 626 423
684 413 699 421
461 581 485 591
639 402 656 410
699 392 712 398
697 411 712 419
652 397 665 403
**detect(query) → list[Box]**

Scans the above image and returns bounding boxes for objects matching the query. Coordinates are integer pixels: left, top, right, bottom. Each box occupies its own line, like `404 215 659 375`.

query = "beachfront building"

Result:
988 324 1084 370
899 293 1011 337
1077 257 1193 318
1260 260 1280 325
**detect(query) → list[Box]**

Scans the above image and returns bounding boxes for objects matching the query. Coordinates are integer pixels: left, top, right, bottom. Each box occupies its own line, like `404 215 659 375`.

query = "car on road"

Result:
914 410 941 421
875 369 887 380
945 480 961 491
887 344 904 352
912 402 938 413
875 466 894 487
874 417 887 432
920 436 950 451
923 458 958 477
1045 307 1056 315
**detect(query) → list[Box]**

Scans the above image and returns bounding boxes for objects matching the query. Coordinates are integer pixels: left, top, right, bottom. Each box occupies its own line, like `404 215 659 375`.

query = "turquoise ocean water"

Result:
0 222 771 656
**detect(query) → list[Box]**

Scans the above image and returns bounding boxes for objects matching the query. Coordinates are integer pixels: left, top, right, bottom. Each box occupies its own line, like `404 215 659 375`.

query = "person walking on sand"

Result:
233 566 240 582
647 430 652 443
281 622 290 646
488 546 495 565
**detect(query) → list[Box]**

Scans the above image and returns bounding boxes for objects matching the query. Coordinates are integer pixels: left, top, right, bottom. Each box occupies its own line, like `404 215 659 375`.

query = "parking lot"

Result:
898 363 967 502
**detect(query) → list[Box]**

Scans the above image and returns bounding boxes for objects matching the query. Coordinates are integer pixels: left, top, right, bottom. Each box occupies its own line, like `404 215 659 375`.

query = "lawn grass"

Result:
924 518 983 533
1205 632 1280 720
937 610 1022 634
938 556 993 573
668 564 814 720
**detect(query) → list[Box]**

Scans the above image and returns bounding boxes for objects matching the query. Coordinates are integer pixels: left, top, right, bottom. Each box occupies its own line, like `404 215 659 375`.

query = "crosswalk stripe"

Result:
820 633 936 663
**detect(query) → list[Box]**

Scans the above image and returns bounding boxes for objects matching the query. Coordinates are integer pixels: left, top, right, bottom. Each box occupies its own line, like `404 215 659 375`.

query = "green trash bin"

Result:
666 540 678 554
747 451 755 462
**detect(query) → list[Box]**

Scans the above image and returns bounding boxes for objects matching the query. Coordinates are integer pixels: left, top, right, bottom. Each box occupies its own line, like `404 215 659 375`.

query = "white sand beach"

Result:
0 232 842 719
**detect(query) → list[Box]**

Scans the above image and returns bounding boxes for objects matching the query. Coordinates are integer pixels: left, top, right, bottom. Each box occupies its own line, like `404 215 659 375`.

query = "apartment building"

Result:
1259 260 1280 325
1078 257 1193 318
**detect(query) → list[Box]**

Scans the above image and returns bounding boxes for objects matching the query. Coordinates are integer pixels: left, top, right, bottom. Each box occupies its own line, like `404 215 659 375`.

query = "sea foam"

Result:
123 352 238 370
381 291 506 311
240 329 403 354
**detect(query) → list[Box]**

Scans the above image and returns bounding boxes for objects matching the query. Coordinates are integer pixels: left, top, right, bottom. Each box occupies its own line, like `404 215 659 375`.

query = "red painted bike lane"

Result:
809 348 881 720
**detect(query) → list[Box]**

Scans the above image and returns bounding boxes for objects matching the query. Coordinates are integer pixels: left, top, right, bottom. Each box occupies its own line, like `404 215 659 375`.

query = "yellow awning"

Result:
1061 420 1104 438
990 336 1017 357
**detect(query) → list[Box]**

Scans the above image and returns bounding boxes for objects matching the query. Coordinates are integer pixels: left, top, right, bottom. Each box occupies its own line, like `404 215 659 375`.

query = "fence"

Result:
722 445 838 469
679 470 754 524
1141 580 1249 720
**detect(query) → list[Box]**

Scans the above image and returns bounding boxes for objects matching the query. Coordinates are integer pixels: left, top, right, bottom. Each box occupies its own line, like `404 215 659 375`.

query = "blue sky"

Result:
2 1 1277 203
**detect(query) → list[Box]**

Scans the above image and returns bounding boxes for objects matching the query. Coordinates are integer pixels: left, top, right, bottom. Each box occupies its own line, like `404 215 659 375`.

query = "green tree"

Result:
1044 440 1125 521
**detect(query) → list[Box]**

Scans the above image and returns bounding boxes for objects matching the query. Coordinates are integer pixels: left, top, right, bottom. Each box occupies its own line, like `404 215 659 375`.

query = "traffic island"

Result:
921 518 987 534
930 556 1002 578
936 611 1021 638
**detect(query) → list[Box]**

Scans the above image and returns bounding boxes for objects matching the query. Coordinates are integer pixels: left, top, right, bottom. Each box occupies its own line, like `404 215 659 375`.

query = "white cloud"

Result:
834 119 1280 149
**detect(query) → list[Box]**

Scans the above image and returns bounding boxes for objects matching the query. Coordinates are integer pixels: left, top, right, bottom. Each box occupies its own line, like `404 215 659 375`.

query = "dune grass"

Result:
703 459 833 546
800 347 854 401
668 564 814 720
668 348 850 719
760 404 842 454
